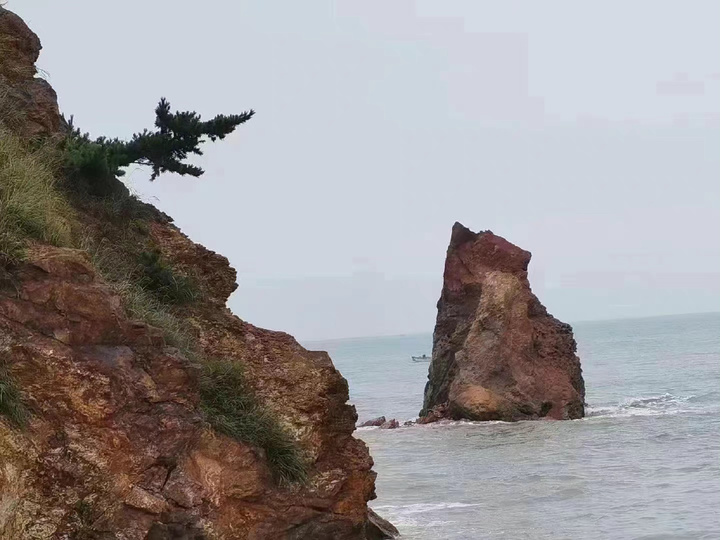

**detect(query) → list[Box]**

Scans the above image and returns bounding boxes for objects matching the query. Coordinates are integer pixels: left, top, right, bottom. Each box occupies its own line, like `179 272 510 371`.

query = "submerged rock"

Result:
359 416 386 427
416 403 449 425
379 419 399 430
366 508 400 539
421 223 585 422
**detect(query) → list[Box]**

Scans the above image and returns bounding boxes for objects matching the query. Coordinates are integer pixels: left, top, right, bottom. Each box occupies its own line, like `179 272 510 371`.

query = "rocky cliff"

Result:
0 8 61 137
421 223 585 422
0 8 394 539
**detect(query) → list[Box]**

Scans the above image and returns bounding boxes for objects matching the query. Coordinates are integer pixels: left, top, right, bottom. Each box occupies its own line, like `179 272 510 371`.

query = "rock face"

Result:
378 419 399 430
366 510 399 540
0 7 62 137
0 7 395 539
421 223 585 422
359 416 386 428
0 241 393 539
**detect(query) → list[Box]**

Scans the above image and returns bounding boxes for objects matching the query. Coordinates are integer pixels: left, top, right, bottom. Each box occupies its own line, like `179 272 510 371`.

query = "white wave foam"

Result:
586 393 696 419
372 502 482 515
415 419 510 428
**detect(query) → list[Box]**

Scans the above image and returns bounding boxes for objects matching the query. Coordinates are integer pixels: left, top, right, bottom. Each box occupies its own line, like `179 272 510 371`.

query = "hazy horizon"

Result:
302 310 720 343
13 1 720 340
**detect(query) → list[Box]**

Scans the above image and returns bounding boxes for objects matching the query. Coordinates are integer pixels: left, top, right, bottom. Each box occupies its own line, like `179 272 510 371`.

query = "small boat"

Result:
411 354 430 362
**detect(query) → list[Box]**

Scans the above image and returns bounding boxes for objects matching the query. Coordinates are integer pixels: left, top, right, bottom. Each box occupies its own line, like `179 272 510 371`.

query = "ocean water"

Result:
305 312 720 540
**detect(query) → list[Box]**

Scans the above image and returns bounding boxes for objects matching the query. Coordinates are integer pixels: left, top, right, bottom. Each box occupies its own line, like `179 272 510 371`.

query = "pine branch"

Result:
65 98 255 187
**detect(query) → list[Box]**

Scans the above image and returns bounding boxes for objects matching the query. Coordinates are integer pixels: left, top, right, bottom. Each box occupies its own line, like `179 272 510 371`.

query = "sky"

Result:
12 1 720 340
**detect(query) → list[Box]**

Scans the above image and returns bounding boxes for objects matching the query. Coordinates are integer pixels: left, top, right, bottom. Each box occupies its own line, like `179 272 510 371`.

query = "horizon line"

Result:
300 310 720 344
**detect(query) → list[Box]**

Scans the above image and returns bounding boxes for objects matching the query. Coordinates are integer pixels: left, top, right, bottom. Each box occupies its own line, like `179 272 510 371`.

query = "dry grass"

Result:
0 129 72 262
0 87 26 133
82 236 195 357
85 240 307 484
0 355 29 428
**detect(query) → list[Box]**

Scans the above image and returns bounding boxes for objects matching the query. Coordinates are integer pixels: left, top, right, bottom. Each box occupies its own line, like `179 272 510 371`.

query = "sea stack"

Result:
420 223 585 422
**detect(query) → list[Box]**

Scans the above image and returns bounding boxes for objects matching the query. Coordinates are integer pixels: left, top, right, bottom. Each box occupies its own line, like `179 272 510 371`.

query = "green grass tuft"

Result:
0 359 29 428
137 249 196 305
199 359 308 486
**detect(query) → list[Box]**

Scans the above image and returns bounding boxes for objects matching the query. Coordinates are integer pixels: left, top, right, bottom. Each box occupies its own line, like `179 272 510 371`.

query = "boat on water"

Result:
412 354 430 362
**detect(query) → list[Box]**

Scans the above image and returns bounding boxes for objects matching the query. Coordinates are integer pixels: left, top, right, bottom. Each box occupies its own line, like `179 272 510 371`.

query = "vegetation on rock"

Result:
137 249 197 304
0 7 387 536
199 359 308 486
84 236 195 357
0 62 306 486
63 98 254 195
0 355 29 428
0 129 72 262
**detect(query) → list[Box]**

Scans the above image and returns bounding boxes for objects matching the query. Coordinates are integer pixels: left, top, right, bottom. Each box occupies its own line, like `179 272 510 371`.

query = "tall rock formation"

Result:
421 223 585 422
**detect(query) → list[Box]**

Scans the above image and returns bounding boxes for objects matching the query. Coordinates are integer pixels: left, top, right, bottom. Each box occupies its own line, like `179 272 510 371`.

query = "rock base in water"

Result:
359 416 386 427
421 223 586 422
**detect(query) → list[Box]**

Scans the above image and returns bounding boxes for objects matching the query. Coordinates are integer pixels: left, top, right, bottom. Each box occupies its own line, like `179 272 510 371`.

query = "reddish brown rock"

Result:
359 416 386 427
0 8 396 538
0 240 393 539
421 223 585 422
0 7 62 137
367 509 400 539
416 403 449 425
378 419 399 430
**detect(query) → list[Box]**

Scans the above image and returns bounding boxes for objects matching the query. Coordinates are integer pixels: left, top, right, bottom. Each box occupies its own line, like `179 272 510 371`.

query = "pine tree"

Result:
64 98 254 193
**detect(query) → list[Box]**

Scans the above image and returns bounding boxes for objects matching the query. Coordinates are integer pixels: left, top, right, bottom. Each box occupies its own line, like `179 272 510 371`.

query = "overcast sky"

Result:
13 1 720 340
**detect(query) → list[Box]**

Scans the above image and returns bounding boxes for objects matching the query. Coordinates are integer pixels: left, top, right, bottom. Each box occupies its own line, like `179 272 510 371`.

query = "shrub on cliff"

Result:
83 236 196 356
199 360 308 485
64 98 254 196
137 249 196 305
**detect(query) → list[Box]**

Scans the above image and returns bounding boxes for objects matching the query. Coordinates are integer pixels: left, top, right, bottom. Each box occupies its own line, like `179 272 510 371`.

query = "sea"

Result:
304 312 720 540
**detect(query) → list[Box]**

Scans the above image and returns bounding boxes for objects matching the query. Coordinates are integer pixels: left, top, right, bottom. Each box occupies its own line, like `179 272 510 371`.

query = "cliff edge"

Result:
421 222 585 422
0 7 395 539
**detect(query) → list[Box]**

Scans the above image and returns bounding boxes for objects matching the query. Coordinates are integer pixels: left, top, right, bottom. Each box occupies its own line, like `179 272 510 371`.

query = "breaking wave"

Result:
370 502 483 529
586 393 700 418
373 502 482 515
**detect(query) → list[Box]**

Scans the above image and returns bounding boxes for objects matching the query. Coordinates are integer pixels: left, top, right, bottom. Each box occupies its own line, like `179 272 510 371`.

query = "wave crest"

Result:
586 393 695 418
372 502 482 515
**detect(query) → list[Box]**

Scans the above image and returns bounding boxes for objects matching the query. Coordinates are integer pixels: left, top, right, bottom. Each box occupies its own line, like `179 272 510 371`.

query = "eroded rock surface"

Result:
0 240 392 539
359 416 386 428
0 8 398 538
421 223 585 422
0 7 62 137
